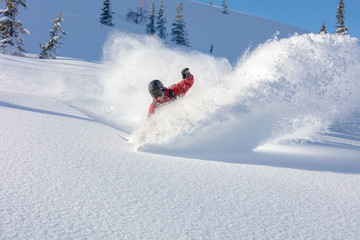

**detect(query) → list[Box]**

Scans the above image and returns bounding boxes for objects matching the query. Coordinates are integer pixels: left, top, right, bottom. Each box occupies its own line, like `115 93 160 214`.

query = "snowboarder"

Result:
147 68 194 117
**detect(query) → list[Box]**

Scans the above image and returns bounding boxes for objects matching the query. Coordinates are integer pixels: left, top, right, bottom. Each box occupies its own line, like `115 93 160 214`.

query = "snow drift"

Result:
80 32 360 159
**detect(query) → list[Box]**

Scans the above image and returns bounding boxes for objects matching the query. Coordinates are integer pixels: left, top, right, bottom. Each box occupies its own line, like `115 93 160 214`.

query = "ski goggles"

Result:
152 89 164 98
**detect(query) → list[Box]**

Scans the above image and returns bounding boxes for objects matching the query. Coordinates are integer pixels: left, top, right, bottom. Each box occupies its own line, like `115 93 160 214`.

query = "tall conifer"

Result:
171 1 190 47
100 0 115 27
156 0 167 40
222 0 229 14
335 0 348 34
0 0 29 56
146 2 156 34
39 13 66 59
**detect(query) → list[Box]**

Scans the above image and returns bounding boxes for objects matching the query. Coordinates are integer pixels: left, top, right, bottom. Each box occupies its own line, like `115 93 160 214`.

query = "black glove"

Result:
181 68 190 79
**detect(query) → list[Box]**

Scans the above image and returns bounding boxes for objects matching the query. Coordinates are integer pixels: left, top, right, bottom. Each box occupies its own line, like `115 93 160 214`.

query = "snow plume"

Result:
233 34 360 145
99 32 360 158
99 31 231 131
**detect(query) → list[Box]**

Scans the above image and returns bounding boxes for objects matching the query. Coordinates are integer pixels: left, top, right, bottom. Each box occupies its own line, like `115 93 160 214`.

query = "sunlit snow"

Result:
1 0 360 238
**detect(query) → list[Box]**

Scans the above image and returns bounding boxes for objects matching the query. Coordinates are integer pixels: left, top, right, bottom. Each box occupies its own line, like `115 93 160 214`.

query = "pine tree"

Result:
319 21 327 34
171 1 190 47
100 0 114 27
39 13 66 59
146 1 156 34
0 0 29 56
156 0 167 40
222 0 229 14
126 0 148 24
335 0 348 34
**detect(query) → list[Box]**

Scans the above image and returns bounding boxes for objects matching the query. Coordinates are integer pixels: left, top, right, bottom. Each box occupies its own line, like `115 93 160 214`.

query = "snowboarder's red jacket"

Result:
148 74 194 117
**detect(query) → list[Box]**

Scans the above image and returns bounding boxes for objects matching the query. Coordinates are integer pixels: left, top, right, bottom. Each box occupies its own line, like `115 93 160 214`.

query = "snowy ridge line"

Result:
16 0 308 62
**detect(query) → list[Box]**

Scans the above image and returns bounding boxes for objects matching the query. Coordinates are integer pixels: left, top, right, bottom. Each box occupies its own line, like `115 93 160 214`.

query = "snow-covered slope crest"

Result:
95 32 360 158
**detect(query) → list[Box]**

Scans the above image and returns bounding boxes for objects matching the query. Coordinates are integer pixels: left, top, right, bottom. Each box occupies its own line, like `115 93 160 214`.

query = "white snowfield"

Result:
1 33 360 239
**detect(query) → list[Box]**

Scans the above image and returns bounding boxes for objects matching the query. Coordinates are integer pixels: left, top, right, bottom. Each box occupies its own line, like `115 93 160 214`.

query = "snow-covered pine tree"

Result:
127 0 148 24
100 0 114 27
171 1 190 47
146 1 156 34
156 0 167 40
222 0 229 14
39 13 66 59
0 0 29 56
319 21 327 34
335 0 348 34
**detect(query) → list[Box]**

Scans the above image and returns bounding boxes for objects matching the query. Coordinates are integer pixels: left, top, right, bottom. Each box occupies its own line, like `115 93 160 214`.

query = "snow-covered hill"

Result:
1 0 360 239
1 32 360 238
17 0 307 62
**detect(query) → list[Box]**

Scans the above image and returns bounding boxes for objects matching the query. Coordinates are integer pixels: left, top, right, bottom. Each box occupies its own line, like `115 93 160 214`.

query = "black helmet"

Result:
148 80 164 98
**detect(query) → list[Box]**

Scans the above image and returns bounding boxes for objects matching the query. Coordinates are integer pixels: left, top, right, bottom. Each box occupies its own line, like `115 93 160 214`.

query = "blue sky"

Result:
195 0 360 39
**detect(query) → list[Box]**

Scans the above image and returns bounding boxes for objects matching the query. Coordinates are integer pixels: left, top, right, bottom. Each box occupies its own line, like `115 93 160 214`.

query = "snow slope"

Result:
1 32 360 238
1 0 360 238
2 90 359 239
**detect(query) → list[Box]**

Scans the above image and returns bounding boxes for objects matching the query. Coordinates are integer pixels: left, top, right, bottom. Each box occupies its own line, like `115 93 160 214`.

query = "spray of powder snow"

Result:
99 32 231 132
99 32 360 156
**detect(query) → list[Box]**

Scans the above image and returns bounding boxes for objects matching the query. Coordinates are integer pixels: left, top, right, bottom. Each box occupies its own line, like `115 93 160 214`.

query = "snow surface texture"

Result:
1 33 360 239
